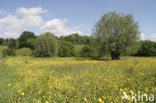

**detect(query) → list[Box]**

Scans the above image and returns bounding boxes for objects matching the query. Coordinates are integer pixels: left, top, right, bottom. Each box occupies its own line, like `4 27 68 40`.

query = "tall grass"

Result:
0 45 7 59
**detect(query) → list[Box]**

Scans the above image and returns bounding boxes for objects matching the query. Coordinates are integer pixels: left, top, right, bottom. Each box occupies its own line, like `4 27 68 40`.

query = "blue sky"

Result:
0 0 156 40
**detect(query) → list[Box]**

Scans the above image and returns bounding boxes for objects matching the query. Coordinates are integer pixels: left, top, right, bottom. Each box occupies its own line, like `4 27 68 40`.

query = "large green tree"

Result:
34 32 58 57
93 12 140 60
19 31 36 49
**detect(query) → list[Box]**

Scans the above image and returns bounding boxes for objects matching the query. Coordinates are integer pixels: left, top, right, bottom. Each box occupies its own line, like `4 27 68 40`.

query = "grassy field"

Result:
0 57 155 103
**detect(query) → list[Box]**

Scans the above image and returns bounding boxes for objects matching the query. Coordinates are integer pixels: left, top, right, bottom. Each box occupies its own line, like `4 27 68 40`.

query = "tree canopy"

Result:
34 32 58 57
58 41 75 57
19 31 36 49
93 11 140 60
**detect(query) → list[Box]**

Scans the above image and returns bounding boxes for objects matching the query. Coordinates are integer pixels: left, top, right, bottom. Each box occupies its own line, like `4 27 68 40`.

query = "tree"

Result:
58 41 75 57
80 45 97 58
6 38 18 49
64 35 74 43
81 36 95 45
71 33 81 44
19 31 36 49
93 11 140 60
34 32 58 57
0 37 4 44
135 40 156 56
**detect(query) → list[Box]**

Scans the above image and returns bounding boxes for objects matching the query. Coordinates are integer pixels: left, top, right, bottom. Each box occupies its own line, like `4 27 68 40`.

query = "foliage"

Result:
64 35 74 43
34 32 58 57
0 57 155 102
80 45 97 58
5 38 18 49
58 41 75 57
135 40 156 56
2 48 15 57
71 33 81 44
93 11 140 60
74 45 85 57
59 33 95 45
15 48 33 56
0 45 7 59
81 36 95 45
19 31 36 49
0 38 4 45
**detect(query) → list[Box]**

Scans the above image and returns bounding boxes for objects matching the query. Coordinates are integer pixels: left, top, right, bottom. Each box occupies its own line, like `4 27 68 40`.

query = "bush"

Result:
15 48 33 56
80 45 97 58
34 32 58 57
135 40 156 56
58 41 75 57
2 48 15 57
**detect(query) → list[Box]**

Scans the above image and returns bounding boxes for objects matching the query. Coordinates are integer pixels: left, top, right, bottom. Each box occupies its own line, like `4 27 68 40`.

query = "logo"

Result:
122 91 155 102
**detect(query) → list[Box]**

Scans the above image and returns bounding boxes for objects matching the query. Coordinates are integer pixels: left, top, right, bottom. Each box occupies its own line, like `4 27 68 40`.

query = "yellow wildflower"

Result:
8 84 11 87
21 92 25 96
98 98 104 103
84 98 88 103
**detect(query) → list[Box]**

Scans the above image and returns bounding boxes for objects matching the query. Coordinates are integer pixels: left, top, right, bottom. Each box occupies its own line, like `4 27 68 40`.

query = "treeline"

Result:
0 31 156 58
0 31 97 58
0 12 156 59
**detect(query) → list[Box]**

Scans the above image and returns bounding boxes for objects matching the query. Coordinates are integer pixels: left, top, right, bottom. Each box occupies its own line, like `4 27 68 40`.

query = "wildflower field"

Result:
0 57 155 103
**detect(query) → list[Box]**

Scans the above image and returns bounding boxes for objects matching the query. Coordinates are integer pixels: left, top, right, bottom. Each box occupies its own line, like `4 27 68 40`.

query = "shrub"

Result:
2 48 15 57
58 41 75 57
34 32 58 57
80 45 97 58
135 40 156 56
15 48 33 56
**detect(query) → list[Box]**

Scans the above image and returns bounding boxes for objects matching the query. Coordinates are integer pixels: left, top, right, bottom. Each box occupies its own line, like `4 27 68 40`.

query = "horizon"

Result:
0 0 156 41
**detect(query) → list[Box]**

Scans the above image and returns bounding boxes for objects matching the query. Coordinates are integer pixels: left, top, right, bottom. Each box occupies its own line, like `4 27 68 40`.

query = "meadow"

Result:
0 56 155 103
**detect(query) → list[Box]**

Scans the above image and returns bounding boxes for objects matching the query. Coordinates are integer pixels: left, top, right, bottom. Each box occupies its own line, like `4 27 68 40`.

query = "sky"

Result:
0 0 156 41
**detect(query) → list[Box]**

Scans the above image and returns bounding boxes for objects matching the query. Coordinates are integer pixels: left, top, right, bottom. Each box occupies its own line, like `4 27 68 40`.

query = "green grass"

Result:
15 48 33 56
0 60 16 102
0 45 7 59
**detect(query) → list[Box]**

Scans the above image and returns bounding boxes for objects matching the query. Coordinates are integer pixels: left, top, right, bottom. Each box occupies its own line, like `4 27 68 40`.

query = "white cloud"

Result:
140 34 145 40
2 32 19 38
16 7 47 16
0 7 46 38
140 33 156 41
0 7 83 38
41 19 82 37
149 34 156 41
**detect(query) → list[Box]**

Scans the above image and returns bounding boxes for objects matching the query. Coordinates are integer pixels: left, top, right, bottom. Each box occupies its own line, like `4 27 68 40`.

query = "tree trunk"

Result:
111 51 120 60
